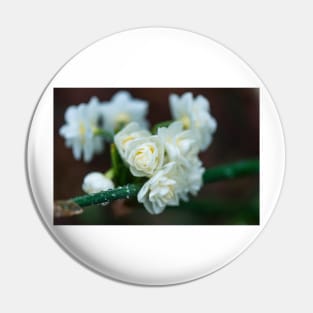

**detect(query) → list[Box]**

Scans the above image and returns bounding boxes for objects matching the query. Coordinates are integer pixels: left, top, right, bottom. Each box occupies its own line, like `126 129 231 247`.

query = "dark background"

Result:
54 88 259 225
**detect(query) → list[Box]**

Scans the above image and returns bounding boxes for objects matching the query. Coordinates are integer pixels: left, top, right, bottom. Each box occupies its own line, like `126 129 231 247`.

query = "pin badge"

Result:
26 28 285 285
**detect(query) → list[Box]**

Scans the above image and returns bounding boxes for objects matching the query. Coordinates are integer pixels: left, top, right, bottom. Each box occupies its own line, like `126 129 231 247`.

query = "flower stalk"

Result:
72 183 141 207
202 159 259 183
70 159 259 208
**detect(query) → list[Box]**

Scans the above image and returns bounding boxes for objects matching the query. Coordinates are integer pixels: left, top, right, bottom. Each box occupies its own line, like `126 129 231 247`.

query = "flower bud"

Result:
82 172 114 194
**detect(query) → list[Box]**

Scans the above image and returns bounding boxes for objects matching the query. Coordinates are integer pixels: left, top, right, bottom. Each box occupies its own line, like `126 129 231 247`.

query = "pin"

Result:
26 28 285 285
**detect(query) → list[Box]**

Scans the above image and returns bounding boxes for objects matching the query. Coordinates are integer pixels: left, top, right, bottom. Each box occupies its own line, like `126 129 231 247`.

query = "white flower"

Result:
82 172 114 194
137 162 180 214
126 135 165 177
59 97 104 162
101 91 149 134
114 122 150 161
137 158 204 214
169 92 217 151
157 121 199 162
177 157 205 201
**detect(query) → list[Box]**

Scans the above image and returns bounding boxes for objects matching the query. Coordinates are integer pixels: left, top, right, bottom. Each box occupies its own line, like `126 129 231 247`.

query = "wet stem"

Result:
69 159 259 208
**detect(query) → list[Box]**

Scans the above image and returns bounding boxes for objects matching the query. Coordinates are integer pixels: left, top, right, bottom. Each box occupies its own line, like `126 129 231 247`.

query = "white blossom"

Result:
82 172 114 194
137 157 204 214
157 121 199 162
169 92 217 151
137 162 180 214
177 157 205 201
101 91 149 134
114 122 150 161
59 97 104 162
126 135 165 177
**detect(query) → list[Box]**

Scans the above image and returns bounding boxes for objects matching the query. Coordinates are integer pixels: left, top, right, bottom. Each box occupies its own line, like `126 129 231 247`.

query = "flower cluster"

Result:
169 92 217 151
59 91 148 162
59 91 217 214
114 121 206 214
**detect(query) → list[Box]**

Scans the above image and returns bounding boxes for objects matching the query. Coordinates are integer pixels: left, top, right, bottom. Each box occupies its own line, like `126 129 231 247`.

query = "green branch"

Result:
69 159 259 208
202 159 259 183
72 184 141 207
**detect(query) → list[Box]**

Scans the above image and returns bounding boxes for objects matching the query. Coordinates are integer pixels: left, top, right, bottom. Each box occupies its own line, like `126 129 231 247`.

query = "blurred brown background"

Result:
54 88 259 225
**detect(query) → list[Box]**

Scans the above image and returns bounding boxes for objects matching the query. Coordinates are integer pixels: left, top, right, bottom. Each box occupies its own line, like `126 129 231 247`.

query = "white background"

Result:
0 1 311 312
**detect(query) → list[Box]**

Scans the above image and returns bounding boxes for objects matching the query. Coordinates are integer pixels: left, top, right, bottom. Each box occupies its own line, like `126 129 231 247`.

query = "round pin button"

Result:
26 28 285 285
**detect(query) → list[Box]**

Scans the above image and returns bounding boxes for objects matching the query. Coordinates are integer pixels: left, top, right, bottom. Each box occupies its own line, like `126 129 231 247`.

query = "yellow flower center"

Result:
116 113 131 125
79 123 86 144
181 115 190 129
79 123 86 136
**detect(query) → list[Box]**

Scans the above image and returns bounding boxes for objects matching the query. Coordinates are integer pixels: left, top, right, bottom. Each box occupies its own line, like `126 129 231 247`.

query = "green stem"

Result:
104 168 114 180
93 128 113 141
151 120 173 134
202 159 259 183
70 159 259 208
110 143 119 182
72 184 141 207
110 143 130 186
